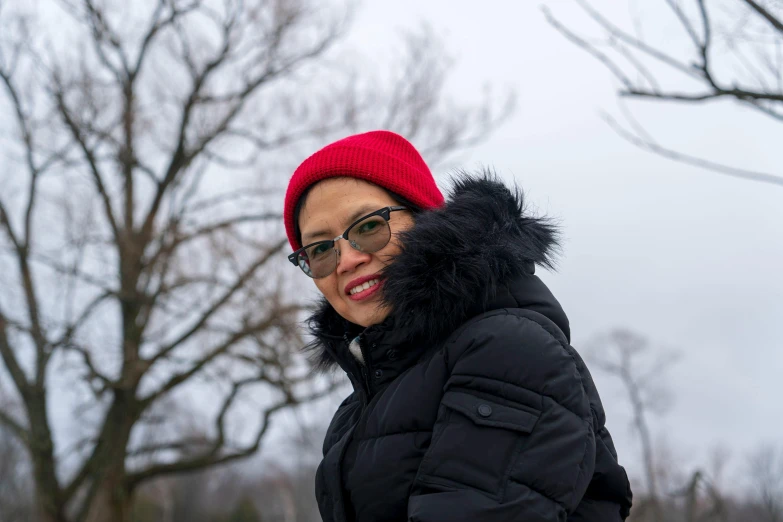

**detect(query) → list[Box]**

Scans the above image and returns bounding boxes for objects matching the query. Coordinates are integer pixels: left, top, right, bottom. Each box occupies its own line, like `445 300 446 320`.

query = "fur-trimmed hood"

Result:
304 171 566 372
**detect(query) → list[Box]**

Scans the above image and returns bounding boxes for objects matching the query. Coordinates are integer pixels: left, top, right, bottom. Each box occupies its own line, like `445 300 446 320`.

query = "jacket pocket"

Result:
416 389 542 498
440 390 539 433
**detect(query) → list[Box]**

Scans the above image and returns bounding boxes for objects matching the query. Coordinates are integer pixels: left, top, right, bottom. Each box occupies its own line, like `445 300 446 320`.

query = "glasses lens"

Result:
299 241 336 279
347 214 391 253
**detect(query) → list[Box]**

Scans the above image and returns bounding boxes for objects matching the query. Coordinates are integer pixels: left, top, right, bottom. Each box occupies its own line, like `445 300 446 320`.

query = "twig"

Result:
602 112 783 187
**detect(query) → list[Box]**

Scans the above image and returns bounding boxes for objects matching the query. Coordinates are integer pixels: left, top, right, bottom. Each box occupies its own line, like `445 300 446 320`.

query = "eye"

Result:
356 218 383 234
310 242 332 258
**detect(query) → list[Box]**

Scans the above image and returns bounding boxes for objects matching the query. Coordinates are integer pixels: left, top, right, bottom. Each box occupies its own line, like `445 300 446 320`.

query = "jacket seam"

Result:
500 428 527 503
509 313 596 508
355 429 432 442
569 418 593 511
508 476 567 512
416 474 501 501
450 313 594 509
504 314 590 420
412 408 453 490
449 372 585 421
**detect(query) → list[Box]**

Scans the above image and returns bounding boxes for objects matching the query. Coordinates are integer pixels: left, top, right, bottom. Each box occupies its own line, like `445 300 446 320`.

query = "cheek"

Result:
392 217 415 240
386 222 414 254
314 277 339 301
376 240 403 264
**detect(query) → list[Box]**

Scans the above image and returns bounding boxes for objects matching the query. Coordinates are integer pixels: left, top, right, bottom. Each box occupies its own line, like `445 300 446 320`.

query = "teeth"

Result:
350 279 379 295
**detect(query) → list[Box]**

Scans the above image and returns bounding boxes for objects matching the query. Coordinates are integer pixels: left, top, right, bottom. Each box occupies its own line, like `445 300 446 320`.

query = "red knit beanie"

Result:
284 130 444 251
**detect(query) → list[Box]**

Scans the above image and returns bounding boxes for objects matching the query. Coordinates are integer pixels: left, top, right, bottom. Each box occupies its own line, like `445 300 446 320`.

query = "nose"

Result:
335 237 371 275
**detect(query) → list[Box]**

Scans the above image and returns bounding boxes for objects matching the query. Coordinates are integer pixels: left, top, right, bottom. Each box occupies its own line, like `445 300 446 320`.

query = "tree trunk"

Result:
27 389 67 522
83 479 133 522
81 392 139 522
627 377 664 522
31 445 66 522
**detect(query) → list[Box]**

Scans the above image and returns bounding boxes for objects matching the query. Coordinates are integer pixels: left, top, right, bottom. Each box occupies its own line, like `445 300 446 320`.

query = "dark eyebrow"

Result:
301 204 380 244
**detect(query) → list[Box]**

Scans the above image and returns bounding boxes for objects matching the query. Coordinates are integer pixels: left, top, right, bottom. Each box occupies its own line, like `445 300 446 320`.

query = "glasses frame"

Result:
288 206 408 278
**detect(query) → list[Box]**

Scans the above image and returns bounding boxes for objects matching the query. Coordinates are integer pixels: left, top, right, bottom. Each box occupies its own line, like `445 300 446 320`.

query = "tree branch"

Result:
81 0 131 76
146 238 286 365
140 4 344 248
0 199 22 252
664 0 701 50
0 408 30 449
128 378 335 488
62 453 92 505
55 290 114 347
142 302 300 406
549 0 783 188
602 111 783 187
742 0 783 35
183 187 278 215
566 0 700 79
132 0 202 79
127 395 290 487
543 6 634 91
0 310 29 393
623 88 783 102
137 210 280 317
743 98 783 122
696 0 714 86
126 437 213 458
24 250 117 295
61 342 115 395
0 64 43 243
52 77 121 240
138 14 237 246
117 1 203 234
144 211 281 275
0 200 48 384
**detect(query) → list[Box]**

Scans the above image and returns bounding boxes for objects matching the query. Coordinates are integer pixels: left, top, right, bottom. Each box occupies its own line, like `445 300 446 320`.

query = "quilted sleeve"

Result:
408 311 595 522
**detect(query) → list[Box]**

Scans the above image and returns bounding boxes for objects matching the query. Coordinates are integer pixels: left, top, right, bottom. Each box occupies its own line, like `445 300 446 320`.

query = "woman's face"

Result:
298 177 415 327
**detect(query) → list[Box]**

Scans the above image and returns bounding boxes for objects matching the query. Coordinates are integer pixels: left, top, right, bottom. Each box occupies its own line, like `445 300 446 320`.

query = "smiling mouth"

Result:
349 278 380 296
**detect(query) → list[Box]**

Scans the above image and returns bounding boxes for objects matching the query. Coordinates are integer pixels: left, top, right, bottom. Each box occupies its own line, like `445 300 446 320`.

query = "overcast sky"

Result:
7 0 778 499
312 0 783 485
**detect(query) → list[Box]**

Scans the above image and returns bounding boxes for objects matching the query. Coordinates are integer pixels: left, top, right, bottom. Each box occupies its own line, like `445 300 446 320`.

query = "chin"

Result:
349 305 388 328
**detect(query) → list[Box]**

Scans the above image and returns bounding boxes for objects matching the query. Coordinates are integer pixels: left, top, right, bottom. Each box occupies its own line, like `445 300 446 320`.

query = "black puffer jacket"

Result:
307 175 632 522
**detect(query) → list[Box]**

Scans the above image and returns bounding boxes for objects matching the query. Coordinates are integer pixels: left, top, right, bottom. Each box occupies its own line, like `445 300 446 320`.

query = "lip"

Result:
345 274 383 301
347 280 383 301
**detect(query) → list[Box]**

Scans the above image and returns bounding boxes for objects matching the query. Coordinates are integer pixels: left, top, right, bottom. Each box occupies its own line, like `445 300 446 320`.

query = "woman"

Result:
283 130 633 521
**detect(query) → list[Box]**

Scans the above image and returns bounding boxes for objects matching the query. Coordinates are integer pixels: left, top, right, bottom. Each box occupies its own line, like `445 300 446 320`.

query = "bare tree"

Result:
545 0 783 188
748 444 783 522
131 460 322 522
675 468 728 522
588 329 681 522
0 416 33 522
0 1 512 521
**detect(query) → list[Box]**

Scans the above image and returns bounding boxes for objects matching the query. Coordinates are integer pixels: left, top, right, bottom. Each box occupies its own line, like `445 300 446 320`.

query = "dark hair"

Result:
293 182 422 248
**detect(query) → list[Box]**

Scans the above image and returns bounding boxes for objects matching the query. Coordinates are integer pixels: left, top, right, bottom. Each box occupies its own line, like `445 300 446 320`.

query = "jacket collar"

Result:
303 171 564 374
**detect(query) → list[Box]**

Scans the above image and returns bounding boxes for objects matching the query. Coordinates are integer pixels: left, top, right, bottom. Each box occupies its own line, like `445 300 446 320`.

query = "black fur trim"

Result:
302 297 349 373
304 169 560 370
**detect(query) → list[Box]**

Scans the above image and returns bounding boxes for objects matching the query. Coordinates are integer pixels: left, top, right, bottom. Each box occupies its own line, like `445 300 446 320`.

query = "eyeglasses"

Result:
288 206 408 279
